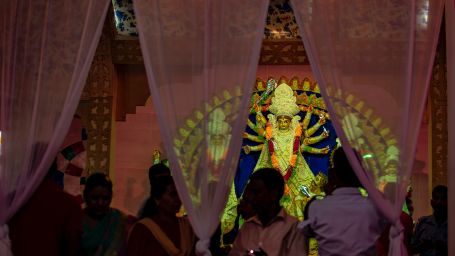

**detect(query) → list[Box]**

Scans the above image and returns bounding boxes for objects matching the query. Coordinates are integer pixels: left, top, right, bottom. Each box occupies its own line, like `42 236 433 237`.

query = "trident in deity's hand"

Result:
250 79 277 113
300 185 312 197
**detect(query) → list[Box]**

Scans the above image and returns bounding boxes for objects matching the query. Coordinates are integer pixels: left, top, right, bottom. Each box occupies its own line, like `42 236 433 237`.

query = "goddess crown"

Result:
268 83 300 117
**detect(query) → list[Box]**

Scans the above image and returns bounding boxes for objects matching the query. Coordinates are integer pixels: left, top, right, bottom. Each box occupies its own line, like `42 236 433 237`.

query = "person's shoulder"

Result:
418 215 432 221
303 196 324 219
129 219 155 244
416 215 433 225
306 195 327 211
111 207 127 217
126 213 138 226
238 217 258 232
132 219 150 231
281 210 302 232
363 197 384 217
283 211 299 224
111 208 136 223
120 213 138 236
360 195 380 209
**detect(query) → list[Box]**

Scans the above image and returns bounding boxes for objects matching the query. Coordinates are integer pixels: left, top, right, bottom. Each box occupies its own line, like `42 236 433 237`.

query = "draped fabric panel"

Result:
291 1 444 255
0 1 109 254
133 1 269 255
446 0 455 255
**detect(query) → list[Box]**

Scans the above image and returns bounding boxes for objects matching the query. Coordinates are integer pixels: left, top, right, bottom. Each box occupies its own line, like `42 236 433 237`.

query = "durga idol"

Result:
244 83 329 219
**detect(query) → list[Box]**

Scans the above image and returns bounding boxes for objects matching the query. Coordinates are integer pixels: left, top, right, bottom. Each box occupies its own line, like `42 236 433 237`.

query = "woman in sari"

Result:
127 175 196 256
81 173 130 256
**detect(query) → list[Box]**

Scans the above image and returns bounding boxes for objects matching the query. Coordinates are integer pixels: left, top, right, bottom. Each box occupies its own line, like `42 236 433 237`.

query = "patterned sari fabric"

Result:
82 208 128 256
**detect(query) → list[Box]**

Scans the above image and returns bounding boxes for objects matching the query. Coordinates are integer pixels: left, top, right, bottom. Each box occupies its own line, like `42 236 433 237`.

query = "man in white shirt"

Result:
300 148 384 256
230 168 307 256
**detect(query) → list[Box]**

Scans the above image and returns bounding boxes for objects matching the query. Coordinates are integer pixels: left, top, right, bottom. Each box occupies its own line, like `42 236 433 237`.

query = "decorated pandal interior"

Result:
4 0 452 255
127 77 403 247
66 75 413 248
46 0 444 254
58 73 418 247
65 2 437 218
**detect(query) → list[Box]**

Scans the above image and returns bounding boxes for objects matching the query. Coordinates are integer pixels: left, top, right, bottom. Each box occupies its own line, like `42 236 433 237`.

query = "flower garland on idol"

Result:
265 121 303 195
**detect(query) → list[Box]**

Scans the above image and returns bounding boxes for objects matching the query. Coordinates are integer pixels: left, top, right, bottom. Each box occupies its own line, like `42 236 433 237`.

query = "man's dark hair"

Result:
432 185 447 198
332 147 362 188
249 168 284 200
148 163 171 185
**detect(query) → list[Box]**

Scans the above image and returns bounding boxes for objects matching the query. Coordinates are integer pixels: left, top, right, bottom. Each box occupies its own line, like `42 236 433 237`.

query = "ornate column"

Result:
430 23 448 186
79 20 114 175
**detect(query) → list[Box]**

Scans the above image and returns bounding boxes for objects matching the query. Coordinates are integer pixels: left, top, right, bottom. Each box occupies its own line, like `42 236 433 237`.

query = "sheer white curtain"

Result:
133 0 269 254
291 0 444 255
446 0 455 255
0 1 109 254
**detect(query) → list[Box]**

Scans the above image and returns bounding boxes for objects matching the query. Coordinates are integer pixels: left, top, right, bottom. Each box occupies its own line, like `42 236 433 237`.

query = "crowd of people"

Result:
8 148 447 256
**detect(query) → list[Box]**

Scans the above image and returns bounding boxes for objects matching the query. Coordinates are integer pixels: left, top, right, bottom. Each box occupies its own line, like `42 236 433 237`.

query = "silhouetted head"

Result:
238 185 255 220
331 147 362 188
142 175 181 218
324 167 337 195
246 168 284 216
83 173 113 220
431 185 447 214
148 163 171 185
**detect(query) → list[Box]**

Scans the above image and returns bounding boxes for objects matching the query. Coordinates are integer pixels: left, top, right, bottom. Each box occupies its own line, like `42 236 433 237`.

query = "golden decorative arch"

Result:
172 76 397 186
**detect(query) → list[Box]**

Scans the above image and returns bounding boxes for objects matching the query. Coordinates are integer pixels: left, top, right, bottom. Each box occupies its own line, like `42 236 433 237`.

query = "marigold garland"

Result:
266 121 302 184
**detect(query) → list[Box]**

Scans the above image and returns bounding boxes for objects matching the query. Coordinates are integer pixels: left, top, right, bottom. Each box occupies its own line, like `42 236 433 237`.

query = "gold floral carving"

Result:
86 97 112 174
80 20 114 174
111 39 309 65
260 40 308 65
430 25 447 186
111 39 143 64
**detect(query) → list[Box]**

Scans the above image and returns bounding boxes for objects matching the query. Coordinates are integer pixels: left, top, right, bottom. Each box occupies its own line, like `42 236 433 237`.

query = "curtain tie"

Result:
0 224 12 256
0 225 9 240
389 221 406 256
195 238 211 256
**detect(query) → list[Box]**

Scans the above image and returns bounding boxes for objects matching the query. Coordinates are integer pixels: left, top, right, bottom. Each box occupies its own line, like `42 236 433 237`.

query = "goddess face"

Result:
277 116 292 130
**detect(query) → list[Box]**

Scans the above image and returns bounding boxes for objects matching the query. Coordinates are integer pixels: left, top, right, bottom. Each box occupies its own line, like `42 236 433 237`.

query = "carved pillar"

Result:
80 20 114 175
430 24 448 186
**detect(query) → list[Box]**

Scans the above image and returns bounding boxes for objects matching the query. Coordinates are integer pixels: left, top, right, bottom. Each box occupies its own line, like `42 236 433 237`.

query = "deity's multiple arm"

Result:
255 112 267 137
243 112 267 154
242 132 264 143
300 111 330 154
302 132 328 146
301 144 330 154
304 113 326 138
242 144 264 154
246 119 259 134
246 110 267 133
302 106 313 130
243 102 330 155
